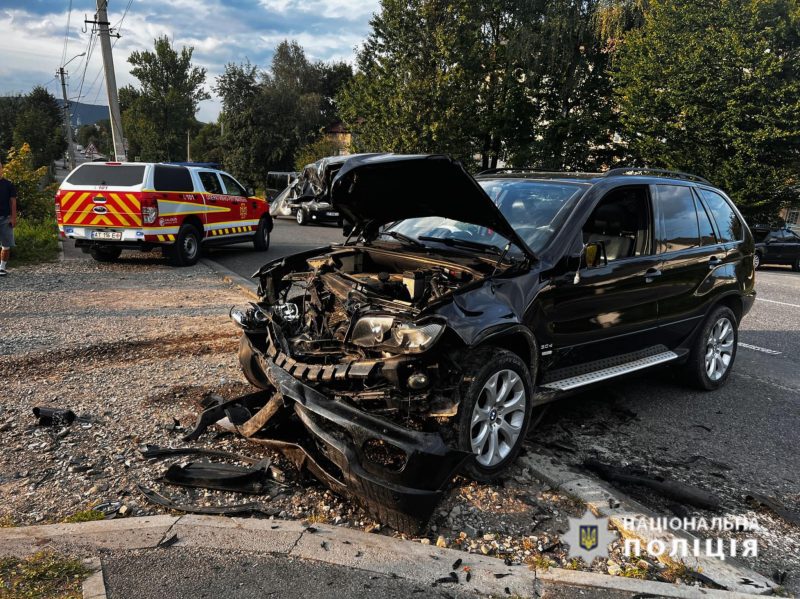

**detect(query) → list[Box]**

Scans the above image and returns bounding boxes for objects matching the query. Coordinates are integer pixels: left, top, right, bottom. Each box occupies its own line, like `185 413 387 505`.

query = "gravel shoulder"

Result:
0 257 704 590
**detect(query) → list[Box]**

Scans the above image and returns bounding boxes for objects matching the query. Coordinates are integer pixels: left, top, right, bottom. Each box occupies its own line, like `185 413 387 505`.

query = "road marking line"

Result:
756 298 800 308
737 342 782 355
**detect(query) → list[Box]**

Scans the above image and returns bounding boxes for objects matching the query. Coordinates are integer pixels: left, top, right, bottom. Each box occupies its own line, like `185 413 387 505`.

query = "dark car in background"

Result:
752 226 800 271
228 155 756 530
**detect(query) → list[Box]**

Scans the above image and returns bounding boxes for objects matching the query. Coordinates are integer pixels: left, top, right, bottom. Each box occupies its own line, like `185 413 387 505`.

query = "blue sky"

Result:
0 0 379 122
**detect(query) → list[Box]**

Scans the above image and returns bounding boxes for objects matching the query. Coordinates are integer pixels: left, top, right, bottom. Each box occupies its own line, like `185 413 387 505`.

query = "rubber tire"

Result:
254 217 271 251
169 224 202 267
753 252 761 270
682 305 738 391
238 335 271 390
89 246 122 262
793 256 800 272
456 347 534 483
296 208 308 226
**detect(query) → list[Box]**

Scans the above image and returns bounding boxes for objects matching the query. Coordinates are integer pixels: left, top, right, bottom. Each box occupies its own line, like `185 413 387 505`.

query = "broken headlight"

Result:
351 316 443 353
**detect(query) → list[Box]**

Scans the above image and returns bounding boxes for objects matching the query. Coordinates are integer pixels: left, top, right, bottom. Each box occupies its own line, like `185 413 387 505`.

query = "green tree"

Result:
0 95 23 157
338 0 621 170
12 87 65 168
191 122 222 164
121 36 209 161
215 41 353 188
614 0 800 219
294 134 345 171
4 143 55 221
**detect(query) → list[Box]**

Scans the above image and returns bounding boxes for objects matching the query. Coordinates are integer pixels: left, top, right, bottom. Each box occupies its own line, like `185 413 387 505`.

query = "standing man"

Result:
0 162 17 276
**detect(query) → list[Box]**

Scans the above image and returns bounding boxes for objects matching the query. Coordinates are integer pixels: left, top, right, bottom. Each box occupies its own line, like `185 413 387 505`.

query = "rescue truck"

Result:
55 162 273 266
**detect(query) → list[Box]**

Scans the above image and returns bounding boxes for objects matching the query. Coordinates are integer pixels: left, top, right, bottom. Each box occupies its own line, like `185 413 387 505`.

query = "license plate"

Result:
92 231 122 241
325 211 339 217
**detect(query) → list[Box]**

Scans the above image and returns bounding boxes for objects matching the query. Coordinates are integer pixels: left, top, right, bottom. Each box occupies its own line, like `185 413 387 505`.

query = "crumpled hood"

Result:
330 154 534 257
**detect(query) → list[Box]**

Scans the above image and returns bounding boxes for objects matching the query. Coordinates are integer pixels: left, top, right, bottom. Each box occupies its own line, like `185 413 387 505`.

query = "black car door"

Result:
543 185 661 367
653 185 734 347
784 230 800 266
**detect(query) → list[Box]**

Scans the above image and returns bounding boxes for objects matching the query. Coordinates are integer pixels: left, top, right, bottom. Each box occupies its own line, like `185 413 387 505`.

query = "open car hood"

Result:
330 154 535 258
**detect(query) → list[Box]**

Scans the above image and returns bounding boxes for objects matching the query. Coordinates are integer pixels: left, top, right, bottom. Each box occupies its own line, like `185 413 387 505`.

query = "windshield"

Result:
383 179 583 254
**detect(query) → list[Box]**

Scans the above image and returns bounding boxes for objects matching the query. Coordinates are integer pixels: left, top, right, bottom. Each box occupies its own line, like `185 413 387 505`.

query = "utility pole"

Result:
95 0 126 161
187 129 191 162
58 68 77 171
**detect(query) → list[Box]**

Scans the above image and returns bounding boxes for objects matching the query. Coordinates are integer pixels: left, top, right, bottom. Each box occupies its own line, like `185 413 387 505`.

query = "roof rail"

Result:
603 167 710 185
476 167 602 178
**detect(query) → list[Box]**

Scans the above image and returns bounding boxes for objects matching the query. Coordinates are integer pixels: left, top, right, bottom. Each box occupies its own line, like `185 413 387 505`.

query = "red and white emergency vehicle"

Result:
55 162 273 265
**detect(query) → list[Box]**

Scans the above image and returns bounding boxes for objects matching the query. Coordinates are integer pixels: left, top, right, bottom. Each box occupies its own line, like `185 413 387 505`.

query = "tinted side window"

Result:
199 172 222 195
698 189 742 242
65 164 145 186
695 195 717 245
221 173 247 197
154 165 194 192
656 185 700 252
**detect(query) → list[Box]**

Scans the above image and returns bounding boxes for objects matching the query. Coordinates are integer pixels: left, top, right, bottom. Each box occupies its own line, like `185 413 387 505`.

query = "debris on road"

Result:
583 458 721 511
32 407 76 427
137 484 277 516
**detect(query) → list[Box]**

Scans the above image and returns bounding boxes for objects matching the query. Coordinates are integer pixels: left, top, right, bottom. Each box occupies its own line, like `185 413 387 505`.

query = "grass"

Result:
11 218 60 265
61 510 105 524
0 515 15 528
0 551 90 599
620 564 649 579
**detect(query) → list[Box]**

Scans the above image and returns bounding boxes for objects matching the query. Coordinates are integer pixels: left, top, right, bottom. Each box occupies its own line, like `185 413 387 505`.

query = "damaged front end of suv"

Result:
230 154 542 531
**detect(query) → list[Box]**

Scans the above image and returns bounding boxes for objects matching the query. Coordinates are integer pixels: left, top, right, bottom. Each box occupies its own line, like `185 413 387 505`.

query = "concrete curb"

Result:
200 257 259 299
519 452 775 595
0 516 769 599
81 558 106 599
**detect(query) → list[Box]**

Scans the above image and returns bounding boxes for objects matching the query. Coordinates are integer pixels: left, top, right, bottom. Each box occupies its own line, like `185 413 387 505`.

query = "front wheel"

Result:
753 252 761 270
90 246 122 262
168 224 202 266
254 217 271 251
456 347 534 482
793 256 800 272
296 208 308 226
682 305 738 390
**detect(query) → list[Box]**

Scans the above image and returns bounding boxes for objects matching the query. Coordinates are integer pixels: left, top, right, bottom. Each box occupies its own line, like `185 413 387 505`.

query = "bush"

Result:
4 142 57 222
12 218 59 264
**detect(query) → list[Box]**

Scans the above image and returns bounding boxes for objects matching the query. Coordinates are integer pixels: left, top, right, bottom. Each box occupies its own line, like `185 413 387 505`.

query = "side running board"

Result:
541 350 679 391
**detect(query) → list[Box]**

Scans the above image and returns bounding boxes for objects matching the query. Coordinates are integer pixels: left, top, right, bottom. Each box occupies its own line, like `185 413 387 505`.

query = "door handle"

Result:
708 256 722 269
644 268 661 283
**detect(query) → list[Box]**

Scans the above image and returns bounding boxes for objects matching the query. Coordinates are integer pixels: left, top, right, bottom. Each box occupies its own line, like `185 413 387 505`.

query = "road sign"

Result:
85 143 98 158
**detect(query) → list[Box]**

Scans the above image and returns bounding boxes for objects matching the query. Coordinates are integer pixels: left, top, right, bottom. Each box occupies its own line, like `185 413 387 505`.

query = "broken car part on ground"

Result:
218 154 755 532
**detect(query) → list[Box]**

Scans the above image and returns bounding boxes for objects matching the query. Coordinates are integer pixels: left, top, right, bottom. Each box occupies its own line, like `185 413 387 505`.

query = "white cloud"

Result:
0 0 377 122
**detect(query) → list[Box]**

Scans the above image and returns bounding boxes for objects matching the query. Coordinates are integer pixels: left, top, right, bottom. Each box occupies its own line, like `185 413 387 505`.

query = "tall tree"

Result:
121 36 209 161
338 0 621 170
12 87 65 168
614 0 800 219
215 41 353 188
190 122 223 164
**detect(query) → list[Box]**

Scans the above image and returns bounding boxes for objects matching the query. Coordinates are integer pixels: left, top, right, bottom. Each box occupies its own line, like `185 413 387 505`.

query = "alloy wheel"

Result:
704 317 735 382
470 369 527 467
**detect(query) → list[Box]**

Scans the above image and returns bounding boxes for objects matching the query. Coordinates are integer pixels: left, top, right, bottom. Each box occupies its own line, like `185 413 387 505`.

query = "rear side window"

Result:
220 173 247 197
656 185 700 252
153 165 194 192
199 171 223 194
698 189 743 242
65 164 145 187
695 195 717 245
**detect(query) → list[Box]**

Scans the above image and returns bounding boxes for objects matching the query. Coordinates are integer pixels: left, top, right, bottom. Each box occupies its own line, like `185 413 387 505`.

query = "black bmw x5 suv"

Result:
231 154 755 530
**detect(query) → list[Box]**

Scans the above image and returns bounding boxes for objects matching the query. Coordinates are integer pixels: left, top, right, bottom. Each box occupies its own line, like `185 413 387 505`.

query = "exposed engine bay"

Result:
237 246 500 428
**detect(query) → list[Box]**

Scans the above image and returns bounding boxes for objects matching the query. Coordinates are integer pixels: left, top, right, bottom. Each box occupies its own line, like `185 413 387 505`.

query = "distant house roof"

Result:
323 121 349 134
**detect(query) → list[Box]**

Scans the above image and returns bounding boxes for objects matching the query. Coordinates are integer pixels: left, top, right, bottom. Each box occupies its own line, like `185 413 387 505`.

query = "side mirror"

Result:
583 241 607 269
246 187 255 197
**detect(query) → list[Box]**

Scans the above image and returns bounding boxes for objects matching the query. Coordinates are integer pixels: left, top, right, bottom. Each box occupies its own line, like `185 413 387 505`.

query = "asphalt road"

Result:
205 220 800 515
204 217 345 278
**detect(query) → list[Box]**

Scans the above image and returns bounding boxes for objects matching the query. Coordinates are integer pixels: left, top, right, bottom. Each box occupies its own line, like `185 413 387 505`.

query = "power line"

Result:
61 0 74 66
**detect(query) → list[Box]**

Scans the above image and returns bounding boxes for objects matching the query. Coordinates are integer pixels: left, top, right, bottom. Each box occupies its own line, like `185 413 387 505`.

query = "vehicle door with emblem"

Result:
219 172 255 235
197 170 228 238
